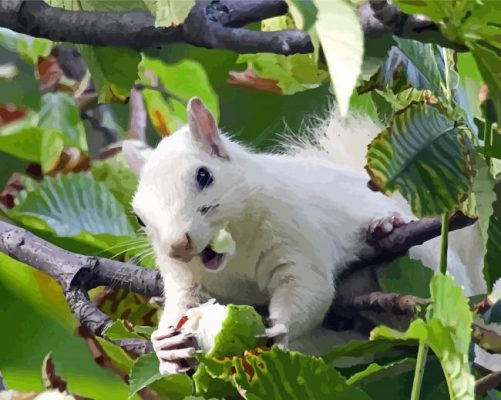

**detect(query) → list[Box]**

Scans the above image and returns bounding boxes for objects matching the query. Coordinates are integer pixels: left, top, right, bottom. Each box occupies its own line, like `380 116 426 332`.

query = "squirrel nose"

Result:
168 233 194 262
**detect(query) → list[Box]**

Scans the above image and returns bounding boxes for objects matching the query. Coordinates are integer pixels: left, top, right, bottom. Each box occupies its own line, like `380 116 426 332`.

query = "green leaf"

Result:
128 353 193 400
103 320 143 340
0 27 53 64
366 103 474 217
392 38 445 94
95 337 135 373
371 274 475 400
0 111 83 174
78 45 141 103
91 152 139 208
199 346 370 400
285 0 318 31
380 257 433 298
193 304 266 397
236 51 329 96
39 92 88 151
323 338 415 365
143 0 195 27
140 56 219 130
313 0 363 116
346 358 416 386
133 326 156 338
5 173 136 245
484 215 501 292
472 153 496 241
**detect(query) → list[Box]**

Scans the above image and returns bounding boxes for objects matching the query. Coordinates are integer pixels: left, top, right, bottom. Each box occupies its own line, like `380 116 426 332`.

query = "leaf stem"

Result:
439 213 450 275
411 342 428 400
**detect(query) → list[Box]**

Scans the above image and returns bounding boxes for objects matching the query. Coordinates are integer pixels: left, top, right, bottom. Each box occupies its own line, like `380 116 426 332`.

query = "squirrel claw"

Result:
256 323 289 348
367 212 408 242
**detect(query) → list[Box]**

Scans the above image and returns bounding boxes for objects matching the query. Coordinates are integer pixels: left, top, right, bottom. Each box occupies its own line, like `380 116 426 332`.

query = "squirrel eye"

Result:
196 167 214 190
135 214 146 227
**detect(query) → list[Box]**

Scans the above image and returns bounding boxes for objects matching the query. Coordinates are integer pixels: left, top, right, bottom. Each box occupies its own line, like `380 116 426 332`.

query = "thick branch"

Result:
340 212 477 281
358 0 467 51
0 0 312 55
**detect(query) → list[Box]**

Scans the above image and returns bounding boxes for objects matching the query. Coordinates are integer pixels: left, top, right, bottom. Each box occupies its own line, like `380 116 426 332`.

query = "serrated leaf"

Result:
484 215 501 292
313 0 363 117
5 173 135 243
472 153 496 241
78 45 141 103
193 304 266 397
381 257 433 298
366 103 473 217
198 346 370 400
391 38 444 94
371 274 475 400
128 353 193 399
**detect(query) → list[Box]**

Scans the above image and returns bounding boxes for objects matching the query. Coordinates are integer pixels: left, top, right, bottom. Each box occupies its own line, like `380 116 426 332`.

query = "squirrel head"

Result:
123 97 249 273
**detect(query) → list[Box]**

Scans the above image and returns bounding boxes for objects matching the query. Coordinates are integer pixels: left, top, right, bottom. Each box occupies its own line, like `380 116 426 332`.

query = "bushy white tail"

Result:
283 108 382 172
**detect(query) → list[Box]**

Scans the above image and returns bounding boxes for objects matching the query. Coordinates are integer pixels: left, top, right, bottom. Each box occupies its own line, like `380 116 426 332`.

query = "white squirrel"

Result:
123 97 486 375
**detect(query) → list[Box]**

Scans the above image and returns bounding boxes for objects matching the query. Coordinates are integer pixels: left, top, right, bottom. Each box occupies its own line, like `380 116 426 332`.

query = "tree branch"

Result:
0 0 466 55
339 212 477 281
358 0 467 51
0 0 312 55
0 213 475 355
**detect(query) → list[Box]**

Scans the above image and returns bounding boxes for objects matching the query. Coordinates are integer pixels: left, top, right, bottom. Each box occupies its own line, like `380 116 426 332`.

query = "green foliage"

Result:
1 1 501 399
4 173 136 249
367 103 473 217
78 45 141 103
128 353 193 399
313 0 363 117
144 0 195 27
198 346 371 400
380 257 434 298
140 56 219 135
371 274 475 400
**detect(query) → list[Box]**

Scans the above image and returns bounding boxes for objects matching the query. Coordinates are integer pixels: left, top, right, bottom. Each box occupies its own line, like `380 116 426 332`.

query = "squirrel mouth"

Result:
200 245 226 270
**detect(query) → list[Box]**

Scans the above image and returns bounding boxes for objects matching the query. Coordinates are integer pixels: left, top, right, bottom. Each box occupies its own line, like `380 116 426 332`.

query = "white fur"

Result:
128 105 486 370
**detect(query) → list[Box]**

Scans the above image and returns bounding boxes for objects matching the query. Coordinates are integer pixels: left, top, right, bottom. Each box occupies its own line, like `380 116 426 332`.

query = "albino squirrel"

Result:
123 97 485 375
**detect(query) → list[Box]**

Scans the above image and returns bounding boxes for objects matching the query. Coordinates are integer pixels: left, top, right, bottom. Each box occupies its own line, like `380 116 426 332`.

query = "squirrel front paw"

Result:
367 212 408 242
256 321 289 349
151 326 197 376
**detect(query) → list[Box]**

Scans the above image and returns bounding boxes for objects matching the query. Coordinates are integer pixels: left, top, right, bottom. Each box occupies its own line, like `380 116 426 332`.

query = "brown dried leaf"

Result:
227 67 282 95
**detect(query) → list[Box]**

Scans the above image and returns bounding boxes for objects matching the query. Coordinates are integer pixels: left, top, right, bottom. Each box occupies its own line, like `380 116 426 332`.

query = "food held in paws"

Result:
176 300 266 357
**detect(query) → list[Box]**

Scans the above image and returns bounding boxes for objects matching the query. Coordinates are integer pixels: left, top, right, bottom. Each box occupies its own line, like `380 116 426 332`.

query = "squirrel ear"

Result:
187 97 230 160
122 140 146 176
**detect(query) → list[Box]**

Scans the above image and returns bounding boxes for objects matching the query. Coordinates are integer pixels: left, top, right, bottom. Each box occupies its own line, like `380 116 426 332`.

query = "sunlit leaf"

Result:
371 274 475 400
313 0 363 116
143 0 195 27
